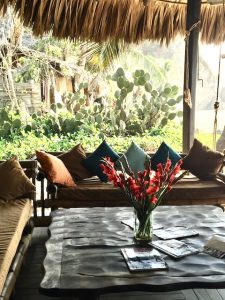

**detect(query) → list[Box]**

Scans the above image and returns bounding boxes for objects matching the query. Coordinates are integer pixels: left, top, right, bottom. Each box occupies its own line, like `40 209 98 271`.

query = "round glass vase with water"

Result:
134 210 153 244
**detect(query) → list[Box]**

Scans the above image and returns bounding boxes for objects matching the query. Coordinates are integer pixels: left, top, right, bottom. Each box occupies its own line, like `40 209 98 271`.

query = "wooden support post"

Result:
183 0 201 153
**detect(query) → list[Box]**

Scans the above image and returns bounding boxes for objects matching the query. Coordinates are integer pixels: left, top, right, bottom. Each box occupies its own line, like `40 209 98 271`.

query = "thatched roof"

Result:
1 0 225 44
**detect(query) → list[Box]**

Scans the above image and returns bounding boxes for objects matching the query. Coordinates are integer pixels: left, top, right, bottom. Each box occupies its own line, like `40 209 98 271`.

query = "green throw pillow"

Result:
83 140 119 182
116 141 150 177
151 142 181 171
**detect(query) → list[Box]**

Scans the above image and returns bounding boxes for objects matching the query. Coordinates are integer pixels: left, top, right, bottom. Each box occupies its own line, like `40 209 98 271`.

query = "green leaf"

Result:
145 82 152 93
57 103 63 109
168 113 176 120
120 88 127 99
144 73 150 81
127 82 134 93
12 119 22 128
151 90 158 98
96 114 102 124
168 99 176 106
0 110 10 122
25 124 32 132
98 132 105 140
32 113 37 119
3 122 11 131
114 90 120 99
176 95 183 103
164 87 171 95
161 104 169 112
74 103 81 112
51 104 56 112
116 68 125 77
177 111 183 117
117 77 124 89
75 112 83 121
83 82 88 89
138 77 146 86
134 70 141 77
161 117 168 127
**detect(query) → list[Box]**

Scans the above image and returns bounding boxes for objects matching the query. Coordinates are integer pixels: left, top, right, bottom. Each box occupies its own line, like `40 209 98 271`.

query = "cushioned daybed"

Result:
0 159 36 300
36 139 225 216
37 174 225 211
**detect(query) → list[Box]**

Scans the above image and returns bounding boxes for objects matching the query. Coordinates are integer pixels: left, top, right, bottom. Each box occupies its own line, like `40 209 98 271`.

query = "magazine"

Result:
121 247 168 272
153 226 199 240
203 235 225 258
150 239 199 258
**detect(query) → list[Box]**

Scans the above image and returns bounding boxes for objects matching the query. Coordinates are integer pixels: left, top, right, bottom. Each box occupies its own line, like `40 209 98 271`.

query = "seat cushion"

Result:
0 199 32 294
47 175 225 208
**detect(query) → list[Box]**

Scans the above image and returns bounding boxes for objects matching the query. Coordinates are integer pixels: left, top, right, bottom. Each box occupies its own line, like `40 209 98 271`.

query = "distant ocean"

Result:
195 110 225 133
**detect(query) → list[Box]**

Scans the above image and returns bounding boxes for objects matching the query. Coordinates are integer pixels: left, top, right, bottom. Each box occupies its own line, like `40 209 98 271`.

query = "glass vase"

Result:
134 210 153 244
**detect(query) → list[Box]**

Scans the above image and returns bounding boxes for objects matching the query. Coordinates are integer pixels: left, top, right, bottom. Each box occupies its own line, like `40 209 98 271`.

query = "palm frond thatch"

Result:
1 0 225 44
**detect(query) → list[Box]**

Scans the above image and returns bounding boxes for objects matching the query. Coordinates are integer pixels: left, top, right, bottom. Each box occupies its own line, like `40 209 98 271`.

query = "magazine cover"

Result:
203 235 225 258
150 239 199 258
153 226 198 240
121 247 168 272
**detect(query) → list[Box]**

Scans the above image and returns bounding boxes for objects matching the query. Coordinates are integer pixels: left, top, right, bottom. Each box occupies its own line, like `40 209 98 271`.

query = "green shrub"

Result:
0 122 182 159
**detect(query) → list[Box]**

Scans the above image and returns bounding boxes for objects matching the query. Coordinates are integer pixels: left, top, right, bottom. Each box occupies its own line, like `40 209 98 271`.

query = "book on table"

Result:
121 247 168 272
150 239 199 258
203 235 225 258
153 226 199 240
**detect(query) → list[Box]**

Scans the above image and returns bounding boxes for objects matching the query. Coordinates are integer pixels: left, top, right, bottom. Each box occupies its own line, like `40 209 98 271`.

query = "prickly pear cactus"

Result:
110 67 182 133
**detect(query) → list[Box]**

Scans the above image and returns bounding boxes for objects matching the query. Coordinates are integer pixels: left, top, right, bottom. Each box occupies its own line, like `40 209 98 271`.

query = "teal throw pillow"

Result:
116 141 150 177
83 140 119 182
151 142 181 171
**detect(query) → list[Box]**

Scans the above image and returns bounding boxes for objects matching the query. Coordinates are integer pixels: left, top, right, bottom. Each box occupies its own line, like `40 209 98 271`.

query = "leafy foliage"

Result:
0 121 182 160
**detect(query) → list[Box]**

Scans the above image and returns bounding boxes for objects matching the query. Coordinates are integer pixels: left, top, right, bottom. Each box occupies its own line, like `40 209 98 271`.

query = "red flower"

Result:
101 156 184 214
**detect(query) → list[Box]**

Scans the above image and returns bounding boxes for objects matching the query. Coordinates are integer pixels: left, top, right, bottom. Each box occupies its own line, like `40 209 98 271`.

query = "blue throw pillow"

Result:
83 140 119 182
151 142 181 171
116 141 150 177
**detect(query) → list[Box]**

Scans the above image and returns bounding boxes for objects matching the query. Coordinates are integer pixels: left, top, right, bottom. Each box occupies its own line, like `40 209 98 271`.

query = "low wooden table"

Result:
40 205 225 299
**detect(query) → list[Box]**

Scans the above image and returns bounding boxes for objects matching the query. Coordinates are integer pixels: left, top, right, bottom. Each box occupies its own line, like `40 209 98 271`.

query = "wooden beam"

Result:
183 0 201 153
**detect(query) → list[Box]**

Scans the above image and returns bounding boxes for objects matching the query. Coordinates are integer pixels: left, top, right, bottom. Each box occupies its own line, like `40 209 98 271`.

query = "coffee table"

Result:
40 205 225 299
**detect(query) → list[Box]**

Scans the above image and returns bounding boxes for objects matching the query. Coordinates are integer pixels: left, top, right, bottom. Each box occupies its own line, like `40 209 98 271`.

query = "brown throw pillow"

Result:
182 139 224 180
0 157 35 201
58 144 93 181
36 150 76 187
